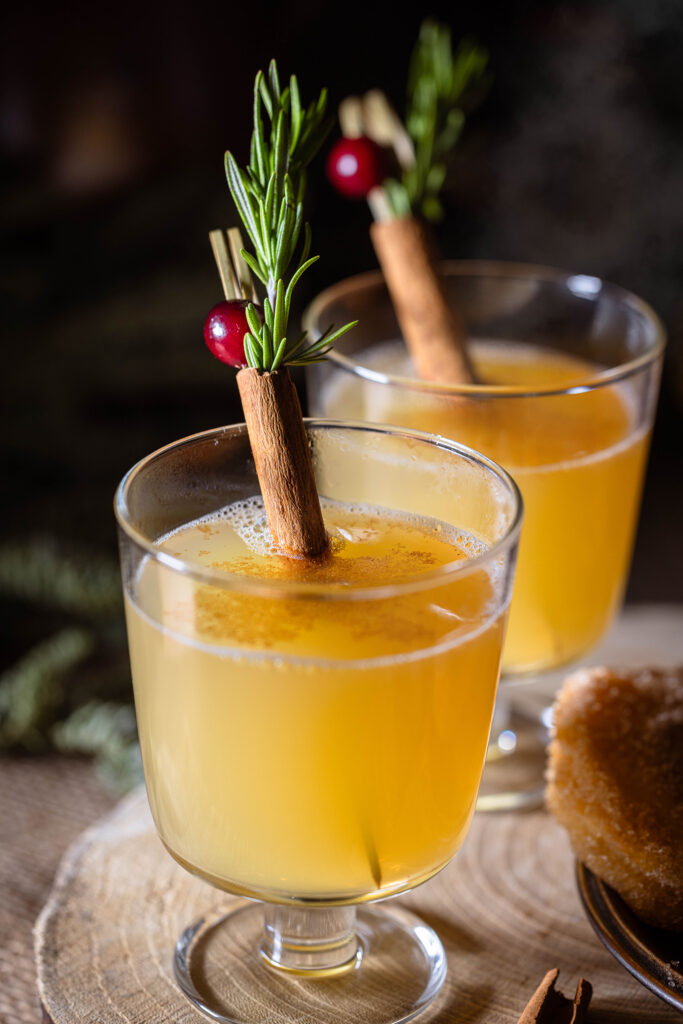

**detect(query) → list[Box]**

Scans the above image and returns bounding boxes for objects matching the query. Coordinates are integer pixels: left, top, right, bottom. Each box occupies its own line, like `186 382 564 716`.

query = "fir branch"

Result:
52 700 136 755
387 21 489 222
0 538 122 619
0 536 139 791
225 60 355 371
52 701 142 794
0 628 94 752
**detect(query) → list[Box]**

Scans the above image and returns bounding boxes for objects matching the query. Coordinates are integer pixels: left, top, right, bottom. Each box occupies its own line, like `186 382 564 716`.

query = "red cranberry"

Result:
326 136 386 198
203 299 257 368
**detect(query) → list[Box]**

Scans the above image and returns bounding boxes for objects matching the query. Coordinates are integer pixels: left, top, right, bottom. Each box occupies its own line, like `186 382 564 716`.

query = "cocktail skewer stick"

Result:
209 229 240 301
362 89 414 169
338 96 364 139
227 227 258 303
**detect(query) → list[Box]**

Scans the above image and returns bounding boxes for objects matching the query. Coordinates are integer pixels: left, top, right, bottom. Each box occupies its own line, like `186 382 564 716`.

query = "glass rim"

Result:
114 419 523 601
303 260 666 399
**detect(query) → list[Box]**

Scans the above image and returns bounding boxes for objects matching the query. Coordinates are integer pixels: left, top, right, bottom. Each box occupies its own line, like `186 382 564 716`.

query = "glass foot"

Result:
476 703 549 811
175 902 446 1024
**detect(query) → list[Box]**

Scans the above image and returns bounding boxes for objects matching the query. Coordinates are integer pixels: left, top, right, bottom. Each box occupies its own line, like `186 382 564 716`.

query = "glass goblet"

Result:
115 419 521 1024
305 263 664 809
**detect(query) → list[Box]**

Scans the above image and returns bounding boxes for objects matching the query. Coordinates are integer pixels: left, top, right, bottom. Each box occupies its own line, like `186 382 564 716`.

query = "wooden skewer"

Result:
362 90 414 168
338 97 365 139
209 229 240 300
367 187 393 223
209 227 257 303
339 96 395 224
227 227 258 302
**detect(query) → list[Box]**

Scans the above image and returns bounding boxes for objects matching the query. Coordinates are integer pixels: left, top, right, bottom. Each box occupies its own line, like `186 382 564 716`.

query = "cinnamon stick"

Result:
370 215 475 385
517 968 592 1024
237 367 328 559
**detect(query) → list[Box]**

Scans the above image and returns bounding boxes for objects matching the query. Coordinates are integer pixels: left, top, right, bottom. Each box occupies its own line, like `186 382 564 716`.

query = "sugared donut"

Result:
546 666 683 931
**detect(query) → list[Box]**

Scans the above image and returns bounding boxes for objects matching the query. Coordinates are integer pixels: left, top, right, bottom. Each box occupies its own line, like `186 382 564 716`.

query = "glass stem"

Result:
486 689 517 761
260 904 361 976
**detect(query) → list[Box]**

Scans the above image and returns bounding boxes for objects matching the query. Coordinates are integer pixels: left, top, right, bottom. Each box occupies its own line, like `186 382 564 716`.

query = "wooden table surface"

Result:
35 787 681 1023
2 605 681 1023
0 757 117 1024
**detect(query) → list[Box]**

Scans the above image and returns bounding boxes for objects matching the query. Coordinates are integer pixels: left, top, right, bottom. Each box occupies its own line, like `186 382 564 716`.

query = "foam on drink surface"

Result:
165 496 483 573
144 498 494 661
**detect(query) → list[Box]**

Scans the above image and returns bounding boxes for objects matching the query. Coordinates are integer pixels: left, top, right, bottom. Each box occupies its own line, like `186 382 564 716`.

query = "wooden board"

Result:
35 788 681 1023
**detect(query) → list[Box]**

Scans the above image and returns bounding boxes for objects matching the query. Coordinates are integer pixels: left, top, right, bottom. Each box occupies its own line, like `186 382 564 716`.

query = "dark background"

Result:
2 0 683 668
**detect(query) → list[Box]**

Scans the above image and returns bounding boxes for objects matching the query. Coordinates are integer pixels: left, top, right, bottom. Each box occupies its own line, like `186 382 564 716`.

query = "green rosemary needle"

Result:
384 20 489 223
225 60 356 371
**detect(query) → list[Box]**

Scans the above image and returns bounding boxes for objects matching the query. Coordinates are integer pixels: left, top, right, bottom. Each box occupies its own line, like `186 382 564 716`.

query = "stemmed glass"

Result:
115 419 521 1024
305 262 664 808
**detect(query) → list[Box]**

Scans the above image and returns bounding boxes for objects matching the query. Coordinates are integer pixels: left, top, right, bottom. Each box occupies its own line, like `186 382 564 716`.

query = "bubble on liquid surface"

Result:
180 495 487 563
214 496 276 557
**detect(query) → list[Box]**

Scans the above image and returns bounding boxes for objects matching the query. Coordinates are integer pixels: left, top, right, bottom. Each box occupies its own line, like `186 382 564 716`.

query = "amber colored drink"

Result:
319 340 650 673
125 498 507 903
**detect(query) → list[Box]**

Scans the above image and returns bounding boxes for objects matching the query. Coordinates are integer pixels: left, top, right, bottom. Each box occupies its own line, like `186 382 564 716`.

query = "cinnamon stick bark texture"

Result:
237 367 328 558
517 968 592 1024
370 216 475 385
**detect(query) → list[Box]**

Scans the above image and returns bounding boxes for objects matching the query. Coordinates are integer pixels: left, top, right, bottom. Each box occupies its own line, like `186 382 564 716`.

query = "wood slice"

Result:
35 789 680 1023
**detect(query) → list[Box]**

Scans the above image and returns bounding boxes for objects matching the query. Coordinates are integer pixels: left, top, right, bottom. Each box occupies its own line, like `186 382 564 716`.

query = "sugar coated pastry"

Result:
546 666 683 931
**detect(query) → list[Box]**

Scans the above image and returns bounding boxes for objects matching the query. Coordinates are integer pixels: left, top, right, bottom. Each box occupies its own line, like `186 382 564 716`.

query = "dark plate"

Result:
576 862 683 1011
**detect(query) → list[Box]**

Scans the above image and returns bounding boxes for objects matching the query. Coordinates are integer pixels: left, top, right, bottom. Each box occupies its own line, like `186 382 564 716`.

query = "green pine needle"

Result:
225 60 354 371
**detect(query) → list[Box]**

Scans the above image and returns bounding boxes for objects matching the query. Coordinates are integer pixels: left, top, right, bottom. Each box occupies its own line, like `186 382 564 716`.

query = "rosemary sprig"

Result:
384 21 489 223
225 61 356 371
